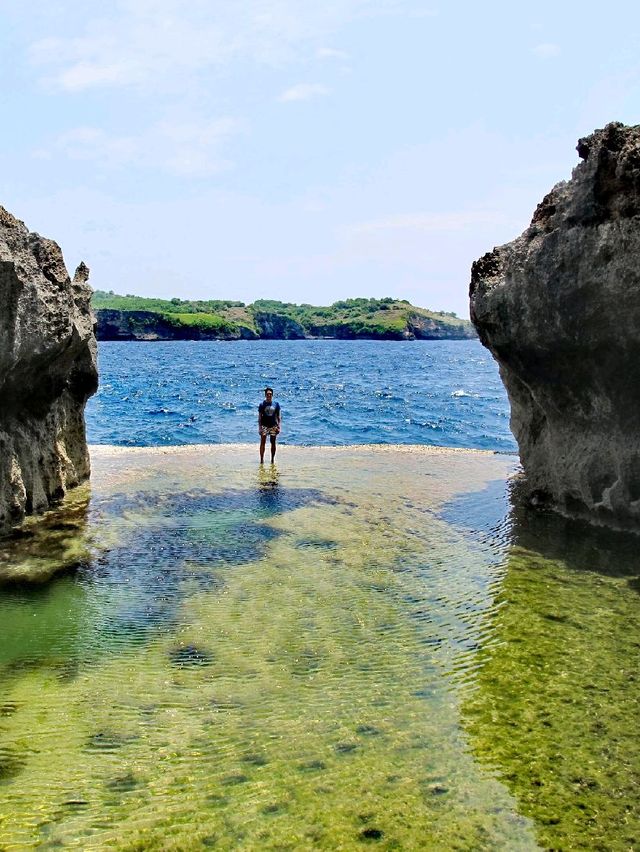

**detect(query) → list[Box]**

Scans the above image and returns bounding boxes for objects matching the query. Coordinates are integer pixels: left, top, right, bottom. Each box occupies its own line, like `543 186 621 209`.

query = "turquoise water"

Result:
0 446 638 849
86 339 514 450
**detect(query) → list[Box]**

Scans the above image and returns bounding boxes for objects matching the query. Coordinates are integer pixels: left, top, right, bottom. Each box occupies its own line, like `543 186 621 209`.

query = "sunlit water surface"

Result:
0 446 638 850
87 339 515 451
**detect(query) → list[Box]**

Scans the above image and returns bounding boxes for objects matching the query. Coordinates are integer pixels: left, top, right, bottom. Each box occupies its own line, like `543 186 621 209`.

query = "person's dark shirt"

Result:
258 400 280 427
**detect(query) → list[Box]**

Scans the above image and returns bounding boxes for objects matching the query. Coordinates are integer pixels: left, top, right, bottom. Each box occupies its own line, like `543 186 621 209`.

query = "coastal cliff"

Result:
93 294 476 341
470 122 640 528
97 309 258 341
0 207 98 534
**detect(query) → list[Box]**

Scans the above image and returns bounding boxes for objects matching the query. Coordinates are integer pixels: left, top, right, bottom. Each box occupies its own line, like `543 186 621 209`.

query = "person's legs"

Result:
260 433 267 463
270 434 277 463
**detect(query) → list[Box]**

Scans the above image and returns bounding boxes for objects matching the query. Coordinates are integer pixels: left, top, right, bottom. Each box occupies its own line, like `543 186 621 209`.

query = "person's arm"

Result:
258 404 262 433
276 405 282 433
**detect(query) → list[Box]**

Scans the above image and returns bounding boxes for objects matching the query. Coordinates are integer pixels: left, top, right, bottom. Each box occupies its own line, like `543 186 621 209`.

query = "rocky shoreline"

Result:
95 307 476 342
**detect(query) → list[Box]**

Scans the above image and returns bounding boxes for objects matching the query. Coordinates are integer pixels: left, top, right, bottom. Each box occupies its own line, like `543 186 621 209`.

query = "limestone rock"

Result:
470 122 640 528
0 206 98 534
406 312 476 340
253 311 306 339
96 309 258 340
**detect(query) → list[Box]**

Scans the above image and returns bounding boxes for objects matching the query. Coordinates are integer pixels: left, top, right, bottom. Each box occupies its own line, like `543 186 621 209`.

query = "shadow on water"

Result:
441 473 640 585
441 473 640 850
256 464 283 514
0 486 92 587
0 479 331 678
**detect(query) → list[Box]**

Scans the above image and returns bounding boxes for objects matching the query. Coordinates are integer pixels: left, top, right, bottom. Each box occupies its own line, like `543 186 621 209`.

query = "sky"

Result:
1 1 639 317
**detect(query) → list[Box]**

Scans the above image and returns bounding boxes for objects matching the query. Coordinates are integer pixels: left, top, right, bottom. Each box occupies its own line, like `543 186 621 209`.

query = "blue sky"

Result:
1 0 639 316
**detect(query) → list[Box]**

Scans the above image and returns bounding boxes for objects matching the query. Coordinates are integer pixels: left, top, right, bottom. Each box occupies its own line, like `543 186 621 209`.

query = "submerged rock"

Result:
470 122 640 528
169 644 214 667
0 206 98 534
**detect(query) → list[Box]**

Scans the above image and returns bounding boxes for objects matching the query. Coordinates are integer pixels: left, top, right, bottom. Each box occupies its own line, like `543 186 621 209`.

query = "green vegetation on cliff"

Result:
92 291 475 341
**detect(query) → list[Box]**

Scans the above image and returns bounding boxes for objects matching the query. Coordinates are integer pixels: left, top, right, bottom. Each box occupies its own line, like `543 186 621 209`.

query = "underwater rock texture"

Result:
0 206 98 533
470 122 640 528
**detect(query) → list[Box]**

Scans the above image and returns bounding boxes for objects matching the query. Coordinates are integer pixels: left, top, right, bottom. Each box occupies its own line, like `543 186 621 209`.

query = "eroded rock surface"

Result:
470 122 640 528
0 206 98 533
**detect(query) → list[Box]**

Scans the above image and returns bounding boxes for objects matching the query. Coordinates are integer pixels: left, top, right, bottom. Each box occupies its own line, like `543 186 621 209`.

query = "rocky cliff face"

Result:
406 313 476 340
253 311 306 339
0 207 98 534
97 309 258 340
470 122 640 528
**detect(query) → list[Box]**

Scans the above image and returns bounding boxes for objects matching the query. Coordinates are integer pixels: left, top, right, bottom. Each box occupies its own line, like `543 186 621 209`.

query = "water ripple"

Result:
87 339 516 450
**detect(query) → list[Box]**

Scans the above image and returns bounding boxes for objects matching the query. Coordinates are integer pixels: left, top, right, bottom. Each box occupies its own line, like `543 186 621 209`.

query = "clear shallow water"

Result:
0 446 638 850
87 339 515 451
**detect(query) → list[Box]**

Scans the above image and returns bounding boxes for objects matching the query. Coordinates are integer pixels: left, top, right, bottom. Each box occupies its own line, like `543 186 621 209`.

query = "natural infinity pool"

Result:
0 446 638 850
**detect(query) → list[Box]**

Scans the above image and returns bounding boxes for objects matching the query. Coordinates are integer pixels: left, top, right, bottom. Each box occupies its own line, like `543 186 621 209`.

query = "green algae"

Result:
0 445 636 849
460 510 640 851
0 485 92 586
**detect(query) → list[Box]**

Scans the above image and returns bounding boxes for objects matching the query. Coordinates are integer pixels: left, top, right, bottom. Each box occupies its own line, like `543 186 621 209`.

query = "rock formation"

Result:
253 311 306 340
405 313 475 340
0 206 98 534
470 122 640 528
97 309 258 340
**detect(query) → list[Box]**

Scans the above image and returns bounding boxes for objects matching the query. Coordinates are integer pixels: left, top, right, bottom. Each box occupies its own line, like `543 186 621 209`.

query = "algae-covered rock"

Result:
470 122 640 528
0 206 98 534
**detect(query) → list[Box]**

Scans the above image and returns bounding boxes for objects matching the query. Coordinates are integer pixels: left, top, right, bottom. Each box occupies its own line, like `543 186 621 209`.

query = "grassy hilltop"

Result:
92 291 475 341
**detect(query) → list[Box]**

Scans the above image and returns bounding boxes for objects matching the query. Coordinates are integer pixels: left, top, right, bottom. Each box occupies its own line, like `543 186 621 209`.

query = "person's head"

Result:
264 387 274 401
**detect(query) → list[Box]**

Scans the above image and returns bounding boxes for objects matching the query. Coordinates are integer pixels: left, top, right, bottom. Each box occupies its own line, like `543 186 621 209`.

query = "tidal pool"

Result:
0 445 637 850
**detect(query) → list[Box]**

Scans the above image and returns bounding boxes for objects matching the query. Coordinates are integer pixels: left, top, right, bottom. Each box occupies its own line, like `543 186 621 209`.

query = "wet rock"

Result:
262 801 288 815
105 772 140 793
291 648 321 676
0 206 98 535
220 772 249 785
426 783 449 795
205 793 229 807
169 644 214 668
241 752 268 766
62 798 89 808
86 731 132 752
359 827 384 841
0 745 26 780
53 659 80 682
334 741 358 754
210 697 243 711
298 759 326 773
470 123 640 528
355 724 380 736
0 489 91 586
295 537 338 551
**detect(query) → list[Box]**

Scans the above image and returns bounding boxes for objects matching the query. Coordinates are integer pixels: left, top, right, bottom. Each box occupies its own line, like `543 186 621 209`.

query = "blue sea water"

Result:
86 339 516 451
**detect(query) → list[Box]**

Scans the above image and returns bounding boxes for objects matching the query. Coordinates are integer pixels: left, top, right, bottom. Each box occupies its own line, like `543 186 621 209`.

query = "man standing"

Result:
258 387 281 463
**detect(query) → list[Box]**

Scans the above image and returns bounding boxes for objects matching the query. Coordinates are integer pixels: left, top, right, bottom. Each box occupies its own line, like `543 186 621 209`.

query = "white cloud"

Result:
317 46 349 60
29 0 412 93
278 83 330 102
532 42 561 59
52 116 242 177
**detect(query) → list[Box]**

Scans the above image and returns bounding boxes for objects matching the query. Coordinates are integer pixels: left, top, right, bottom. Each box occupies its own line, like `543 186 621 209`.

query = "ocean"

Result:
86 338 516 451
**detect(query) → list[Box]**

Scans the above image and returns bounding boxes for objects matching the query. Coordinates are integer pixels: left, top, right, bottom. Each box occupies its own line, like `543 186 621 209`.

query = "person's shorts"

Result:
260 426 279 437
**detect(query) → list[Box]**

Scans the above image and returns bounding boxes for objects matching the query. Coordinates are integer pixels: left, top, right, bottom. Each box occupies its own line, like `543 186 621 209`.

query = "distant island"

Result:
93 292 476 341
